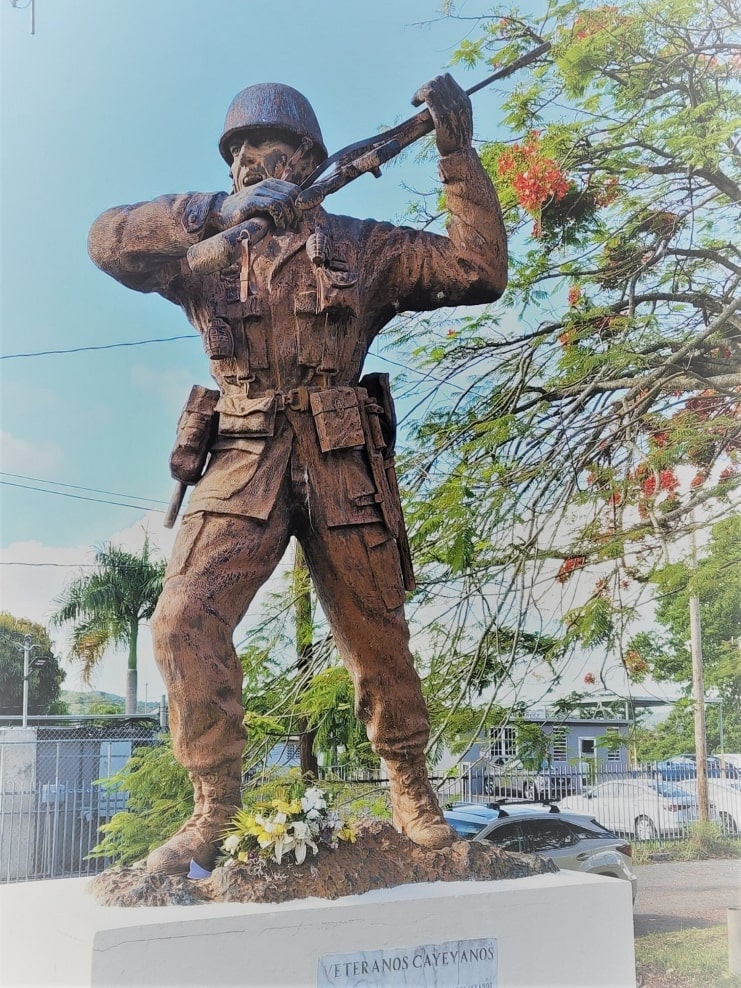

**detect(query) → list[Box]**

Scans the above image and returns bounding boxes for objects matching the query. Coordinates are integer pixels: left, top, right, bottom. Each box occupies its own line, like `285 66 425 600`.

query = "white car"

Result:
560 779 700 840
677 779 741 835
717 754 741 779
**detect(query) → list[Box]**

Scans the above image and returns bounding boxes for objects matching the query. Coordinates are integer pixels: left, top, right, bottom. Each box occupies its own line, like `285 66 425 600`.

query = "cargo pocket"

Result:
363 524 406 611
166 512 205 579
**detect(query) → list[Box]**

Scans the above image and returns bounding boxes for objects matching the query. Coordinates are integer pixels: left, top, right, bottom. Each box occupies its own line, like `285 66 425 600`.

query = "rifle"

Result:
186 42 550 276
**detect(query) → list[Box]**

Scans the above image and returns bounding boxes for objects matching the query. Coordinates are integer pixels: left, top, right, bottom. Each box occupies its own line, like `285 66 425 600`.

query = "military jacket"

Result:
89 148 506 526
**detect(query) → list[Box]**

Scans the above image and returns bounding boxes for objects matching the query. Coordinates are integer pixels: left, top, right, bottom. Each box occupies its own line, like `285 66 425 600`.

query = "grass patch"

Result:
635 926 741 987
632 824 741 865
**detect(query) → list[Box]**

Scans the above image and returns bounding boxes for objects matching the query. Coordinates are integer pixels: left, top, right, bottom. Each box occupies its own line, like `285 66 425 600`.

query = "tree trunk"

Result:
125 621 138 716
294 544 318 779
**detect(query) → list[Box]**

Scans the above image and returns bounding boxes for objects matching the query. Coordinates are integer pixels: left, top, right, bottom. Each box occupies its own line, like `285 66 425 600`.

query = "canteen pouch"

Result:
309 387 365 452
170 385 220 484
216 393 277 437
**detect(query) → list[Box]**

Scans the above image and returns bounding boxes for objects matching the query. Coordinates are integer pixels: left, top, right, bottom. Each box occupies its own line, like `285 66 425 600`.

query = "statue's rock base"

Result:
0 871 636 987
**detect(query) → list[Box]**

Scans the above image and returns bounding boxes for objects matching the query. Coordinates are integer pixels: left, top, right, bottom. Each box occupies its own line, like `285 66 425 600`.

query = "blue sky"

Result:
0 0 669 710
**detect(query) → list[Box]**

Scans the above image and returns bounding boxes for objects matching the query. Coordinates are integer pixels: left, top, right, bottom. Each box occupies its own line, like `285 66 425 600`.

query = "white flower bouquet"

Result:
221 786 355 867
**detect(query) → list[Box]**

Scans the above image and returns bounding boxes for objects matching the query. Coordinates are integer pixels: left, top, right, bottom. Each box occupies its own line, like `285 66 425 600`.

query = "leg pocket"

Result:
363 525 406 612
166 512 206 579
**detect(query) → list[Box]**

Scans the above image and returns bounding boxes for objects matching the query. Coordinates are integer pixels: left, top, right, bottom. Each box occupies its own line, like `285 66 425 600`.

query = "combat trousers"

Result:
151 452 431 778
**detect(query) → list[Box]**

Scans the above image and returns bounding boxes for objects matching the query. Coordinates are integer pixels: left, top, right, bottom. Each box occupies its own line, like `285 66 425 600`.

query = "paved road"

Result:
633 857 741 935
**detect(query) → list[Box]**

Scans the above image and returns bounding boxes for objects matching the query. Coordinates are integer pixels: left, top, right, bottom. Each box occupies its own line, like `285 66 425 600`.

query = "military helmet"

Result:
219 83 327 165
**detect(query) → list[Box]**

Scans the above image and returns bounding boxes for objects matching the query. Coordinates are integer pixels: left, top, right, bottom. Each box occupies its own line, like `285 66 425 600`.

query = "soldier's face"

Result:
228 129 301 190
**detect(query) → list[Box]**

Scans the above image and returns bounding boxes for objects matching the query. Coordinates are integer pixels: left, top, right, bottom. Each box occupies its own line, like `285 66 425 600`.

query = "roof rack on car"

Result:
484 798 562 816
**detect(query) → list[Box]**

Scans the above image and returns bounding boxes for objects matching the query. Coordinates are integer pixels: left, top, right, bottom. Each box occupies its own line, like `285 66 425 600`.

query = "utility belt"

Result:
166 376 415 590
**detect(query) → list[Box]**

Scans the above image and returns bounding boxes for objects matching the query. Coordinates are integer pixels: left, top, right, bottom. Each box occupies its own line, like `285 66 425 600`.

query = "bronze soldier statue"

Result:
89 75 507 875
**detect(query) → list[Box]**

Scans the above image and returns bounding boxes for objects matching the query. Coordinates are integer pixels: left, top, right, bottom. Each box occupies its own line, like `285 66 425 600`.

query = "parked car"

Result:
655 754 732 780
716 754 741 778
482 757 584 801
559 779 700 840
677 779 741 835
444 801 637 902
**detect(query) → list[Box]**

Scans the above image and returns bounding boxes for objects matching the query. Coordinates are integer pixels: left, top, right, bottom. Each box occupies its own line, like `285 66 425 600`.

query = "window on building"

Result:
579 737 596 759
551 726 568 762
489 725 517 761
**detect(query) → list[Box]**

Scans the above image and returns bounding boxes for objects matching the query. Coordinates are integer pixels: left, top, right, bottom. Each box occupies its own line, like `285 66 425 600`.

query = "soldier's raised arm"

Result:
361 73 508 316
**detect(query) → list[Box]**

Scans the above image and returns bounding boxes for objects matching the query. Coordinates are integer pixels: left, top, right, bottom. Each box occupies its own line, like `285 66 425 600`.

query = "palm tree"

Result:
52 537 165 716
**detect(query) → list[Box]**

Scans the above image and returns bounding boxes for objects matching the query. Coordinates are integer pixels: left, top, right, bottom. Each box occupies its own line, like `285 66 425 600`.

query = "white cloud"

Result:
0 431 63 477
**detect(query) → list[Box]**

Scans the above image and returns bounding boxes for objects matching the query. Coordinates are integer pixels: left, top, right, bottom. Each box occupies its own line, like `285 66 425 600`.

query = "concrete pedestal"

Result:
0 871 636 987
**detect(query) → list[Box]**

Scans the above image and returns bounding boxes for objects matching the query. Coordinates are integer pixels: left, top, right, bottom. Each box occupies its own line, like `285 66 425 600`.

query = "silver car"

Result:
444 801 637 902
560 779 700 840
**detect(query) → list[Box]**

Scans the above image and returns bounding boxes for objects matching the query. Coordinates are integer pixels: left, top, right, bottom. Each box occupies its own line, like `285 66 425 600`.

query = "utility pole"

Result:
690 529 709 821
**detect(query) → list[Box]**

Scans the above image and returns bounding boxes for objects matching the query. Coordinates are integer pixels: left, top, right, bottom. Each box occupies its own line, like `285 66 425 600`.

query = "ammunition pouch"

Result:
170 385 220 484
216 393 277 437
309 387 365 452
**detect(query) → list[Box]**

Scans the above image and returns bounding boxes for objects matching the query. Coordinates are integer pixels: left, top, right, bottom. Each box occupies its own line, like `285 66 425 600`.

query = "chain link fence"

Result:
0 720 162 882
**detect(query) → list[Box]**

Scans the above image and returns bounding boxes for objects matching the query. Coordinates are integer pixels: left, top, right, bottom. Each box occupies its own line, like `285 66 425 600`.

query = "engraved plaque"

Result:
317 937 497 988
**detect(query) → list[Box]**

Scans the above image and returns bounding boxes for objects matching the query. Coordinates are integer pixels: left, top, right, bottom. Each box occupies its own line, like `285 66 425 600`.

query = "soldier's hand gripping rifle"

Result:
186 42 550 277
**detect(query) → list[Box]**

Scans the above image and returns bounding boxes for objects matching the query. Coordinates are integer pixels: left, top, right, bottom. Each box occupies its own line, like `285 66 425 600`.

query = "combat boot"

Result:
385 755 458 849
146 770 241 875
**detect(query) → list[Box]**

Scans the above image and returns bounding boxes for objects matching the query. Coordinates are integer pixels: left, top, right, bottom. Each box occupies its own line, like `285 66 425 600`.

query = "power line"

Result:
0 561 95 568
0 472 168 505
0 335 197 360
0 480 165 513
1 330 481 396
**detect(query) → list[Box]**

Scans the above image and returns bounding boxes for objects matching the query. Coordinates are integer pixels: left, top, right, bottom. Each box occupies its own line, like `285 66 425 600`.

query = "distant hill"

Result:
61 690 160 715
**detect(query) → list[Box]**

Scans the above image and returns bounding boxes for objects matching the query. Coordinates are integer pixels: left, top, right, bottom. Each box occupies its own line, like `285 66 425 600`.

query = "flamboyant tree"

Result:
395 0 740 724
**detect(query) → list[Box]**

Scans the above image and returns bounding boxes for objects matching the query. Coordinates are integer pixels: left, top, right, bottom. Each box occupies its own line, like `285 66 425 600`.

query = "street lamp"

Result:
21 635 47 727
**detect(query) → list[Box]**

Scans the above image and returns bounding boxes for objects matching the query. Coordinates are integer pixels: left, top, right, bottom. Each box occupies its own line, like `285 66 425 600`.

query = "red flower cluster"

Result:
556 556 587 583
498 133 571 215
568 285 582 307
641 476 656 497
625 650 647 678
584 672 596 685
593 175 620 207
639 468 678 498
573 6 625 41
659 469 679 493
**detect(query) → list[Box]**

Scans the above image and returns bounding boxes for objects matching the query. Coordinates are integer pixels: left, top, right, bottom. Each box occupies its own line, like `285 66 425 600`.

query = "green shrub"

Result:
88 738 192 865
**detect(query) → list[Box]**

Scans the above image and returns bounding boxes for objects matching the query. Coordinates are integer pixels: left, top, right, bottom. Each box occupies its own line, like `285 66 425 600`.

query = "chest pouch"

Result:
216 393 277 437
310 388 365 452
